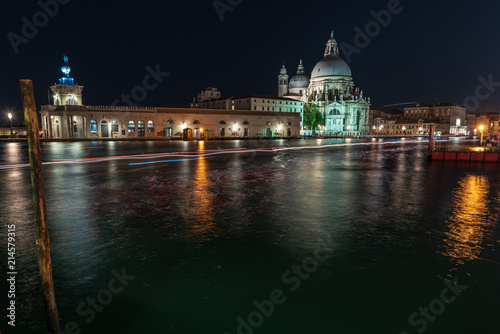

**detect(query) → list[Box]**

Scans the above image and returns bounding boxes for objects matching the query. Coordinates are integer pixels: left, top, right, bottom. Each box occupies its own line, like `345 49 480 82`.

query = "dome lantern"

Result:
324 31 339 57
61 55 71 77
280 62 287 75
311 32 352 79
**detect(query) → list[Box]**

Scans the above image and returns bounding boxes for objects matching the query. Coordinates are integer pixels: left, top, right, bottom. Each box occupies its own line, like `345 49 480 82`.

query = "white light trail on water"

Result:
0 139 432 170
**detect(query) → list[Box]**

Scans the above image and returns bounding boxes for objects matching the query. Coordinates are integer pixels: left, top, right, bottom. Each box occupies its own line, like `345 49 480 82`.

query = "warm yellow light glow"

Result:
190 157 215 236
200 128 204 132
479 125 484 131
441 175 492 264
8 113 12 120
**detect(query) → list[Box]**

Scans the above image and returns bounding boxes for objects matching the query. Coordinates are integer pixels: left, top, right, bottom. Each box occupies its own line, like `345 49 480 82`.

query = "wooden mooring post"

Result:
20 79 61 334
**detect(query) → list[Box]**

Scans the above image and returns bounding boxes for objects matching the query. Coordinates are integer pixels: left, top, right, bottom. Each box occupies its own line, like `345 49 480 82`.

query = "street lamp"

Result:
8 113 13 138
479 125 484 146
402 126 406 136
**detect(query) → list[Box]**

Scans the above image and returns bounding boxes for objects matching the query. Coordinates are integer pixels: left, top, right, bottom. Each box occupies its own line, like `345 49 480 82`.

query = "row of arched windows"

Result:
127 120 155 133
90 120 154 134
89 119 292 134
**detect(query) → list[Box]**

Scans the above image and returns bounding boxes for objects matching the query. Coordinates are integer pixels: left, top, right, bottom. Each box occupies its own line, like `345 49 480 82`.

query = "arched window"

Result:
90 120 98 133
101 120 109 137
243 121 250 125
219 120 226 125
147 120 154 132
166 119 174 125
266 121 272 126
286 122 292 126
193 120 201 125
128 120 135 133
138 121 145 137
111 120 119 132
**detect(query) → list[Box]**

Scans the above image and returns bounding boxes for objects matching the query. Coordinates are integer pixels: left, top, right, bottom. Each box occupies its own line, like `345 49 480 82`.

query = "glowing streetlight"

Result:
479 125 484 146
8 113 13 138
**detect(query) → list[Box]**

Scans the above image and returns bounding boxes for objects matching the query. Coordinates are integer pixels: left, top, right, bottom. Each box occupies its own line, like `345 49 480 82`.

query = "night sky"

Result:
2 0 500 126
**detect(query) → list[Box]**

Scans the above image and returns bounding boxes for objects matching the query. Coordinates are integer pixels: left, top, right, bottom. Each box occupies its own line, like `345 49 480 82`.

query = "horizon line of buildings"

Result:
370 103 500 136
8 32 498 139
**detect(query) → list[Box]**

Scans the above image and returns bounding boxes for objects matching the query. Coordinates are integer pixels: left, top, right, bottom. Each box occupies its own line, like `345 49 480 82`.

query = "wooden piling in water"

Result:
20 79 61 334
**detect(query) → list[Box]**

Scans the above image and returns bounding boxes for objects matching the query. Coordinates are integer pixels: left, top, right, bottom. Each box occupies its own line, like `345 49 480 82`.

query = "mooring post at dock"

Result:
20 79 61 334
428 124 435 152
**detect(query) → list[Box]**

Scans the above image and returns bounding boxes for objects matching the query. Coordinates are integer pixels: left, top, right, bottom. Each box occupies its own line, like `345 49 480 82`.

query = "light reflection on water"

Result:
441 174 497 264
1 140 500 333
189 157 216 237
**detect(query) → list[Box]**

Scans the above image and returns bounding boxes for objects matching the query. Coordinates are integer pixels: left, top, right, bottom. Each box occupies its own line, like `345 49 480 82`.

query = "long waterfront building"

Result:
40 57 301 139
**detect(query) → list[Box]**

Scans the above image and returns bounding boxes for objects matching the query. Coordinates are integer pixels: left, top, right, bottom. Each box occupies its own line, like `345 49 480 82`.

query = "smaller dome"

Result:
289 59 310 89
289 74 310 89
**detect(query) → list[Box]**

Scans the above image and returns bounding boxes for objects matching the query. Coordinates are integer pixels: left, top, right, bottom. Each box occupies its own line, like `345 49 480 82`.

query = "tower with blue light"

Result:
50 55 84 105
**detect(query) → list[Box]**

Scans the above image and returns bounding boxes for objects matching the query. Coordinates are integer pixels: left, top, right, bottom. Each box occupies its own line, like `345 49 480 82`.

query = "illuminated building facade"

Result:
467 112 500 136
39 57 301 139
278 32 371 135
50 55 83 106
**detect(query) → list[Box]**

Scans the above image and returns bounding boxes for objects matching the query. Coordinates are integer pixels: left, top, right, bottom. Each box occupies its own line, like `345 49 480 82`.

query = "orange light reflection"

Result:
441 174 492 264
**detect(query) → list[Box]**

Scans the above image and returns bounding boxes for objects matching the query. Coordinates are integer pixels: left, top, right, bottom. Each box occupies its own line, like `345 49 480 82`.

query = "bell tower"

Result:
50 55 84 106
278 63 289 97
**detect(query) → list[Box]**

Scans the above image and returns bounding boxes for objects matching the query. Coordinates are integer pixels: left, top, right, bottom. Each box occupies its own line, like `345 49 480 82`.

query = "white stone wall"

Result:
39 106 301 139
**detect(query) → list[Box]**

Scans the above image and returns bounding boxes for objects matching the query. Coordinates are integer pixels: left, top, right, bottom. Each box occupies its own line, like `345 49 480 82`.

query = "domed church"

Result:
278 32 370 135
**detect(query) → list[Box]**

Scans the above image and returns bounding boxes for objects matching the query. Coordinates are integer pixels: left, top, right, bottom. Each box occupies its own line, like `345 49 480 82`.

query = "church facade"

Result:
278 32 371 136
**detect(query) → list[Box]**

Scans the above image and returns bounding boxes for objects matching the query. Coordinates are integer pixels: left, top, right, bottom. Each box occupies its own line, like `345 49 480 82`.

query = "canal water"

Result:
0 139 499 334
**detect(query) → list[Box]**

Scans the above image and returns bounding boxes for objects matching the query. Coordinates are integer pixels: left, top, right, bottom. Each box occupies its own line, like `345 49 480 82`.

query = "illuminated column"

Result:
48 115 53 139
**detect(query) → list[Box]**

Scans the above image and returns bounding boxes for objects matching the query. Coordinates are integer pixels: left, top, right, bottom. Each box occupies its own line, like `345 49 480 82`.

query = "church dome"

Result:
289 74 310 89
311 55 351 79
289 60 309 89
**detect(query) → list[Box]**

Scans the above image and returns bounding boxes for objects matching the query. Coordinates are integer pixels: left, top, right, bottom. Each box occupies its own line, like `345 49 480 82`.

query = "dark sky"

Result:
2 0 500 126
